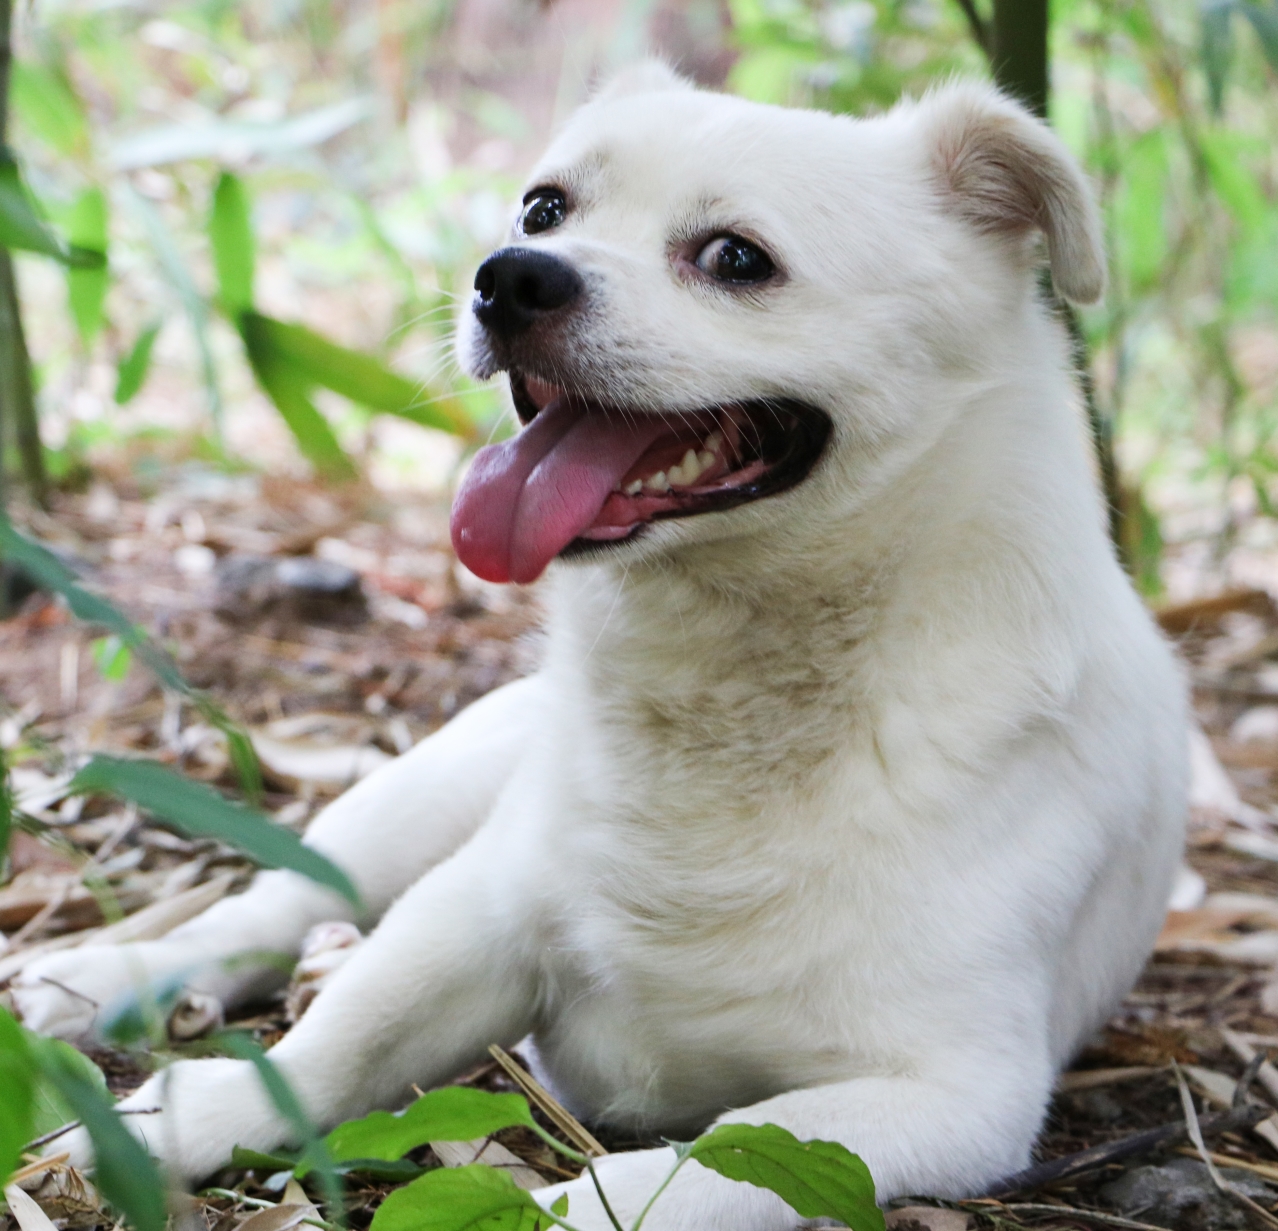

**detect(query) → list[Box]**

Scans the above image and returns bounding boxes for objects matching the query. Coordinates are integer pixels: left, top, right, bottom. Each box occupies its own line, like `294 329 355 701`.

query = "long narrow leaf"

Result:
0 515 261 799
29 1034 167 1231
210 173 255 316
216 1033 344 1223
124 186 223 429
240 316 358 480
0 1008 36 1184
115 323 161 404
10 61 90 159
66 188 109 345
1201 0 1236 114
70 756 357 905
0 156 102 268
1242 2 1278 71
249 313 474 438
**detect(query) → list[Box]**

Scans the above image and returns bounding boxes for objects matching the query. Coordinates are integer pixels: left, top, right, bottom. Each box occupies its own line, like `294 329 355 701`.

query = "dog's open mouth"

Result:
450 371 832 584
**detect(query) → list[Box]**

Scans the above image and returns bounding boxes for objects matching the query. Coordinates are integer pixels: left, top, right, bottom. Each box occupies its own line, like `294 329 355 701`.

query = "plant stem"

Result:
0 0 46 509
585 1160 626 1231
627 1154 689 1231
990 0 1049 118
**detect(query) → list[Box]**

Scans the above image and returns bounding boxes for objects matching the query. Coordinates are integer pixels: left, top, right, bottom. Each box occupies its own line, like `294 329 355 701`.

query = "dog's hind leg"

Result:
56 813 545 1183
11 675 545 1038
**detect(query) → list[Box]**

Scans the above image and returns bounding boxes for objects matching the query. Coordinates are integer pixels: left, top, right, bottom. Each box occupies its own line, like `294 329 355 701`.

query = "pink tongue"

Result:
451 399 668 584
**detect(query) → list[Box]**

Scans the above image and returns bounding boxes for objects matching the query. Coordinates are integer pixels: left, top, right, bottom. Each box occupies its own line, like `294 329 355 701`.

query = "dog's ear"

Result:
916 82 1105 305
593 59 695 103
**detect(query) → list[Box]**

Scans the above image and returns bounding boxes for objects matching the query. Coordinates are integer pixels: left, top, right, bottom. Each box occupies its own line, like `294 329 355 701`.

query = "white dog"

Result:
14 64 1187 1226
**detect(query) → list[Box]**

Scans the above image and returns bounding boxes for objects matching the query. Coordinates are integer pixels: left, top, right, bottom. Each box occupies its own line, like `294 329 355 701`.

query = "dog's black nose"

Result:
473 248 583 338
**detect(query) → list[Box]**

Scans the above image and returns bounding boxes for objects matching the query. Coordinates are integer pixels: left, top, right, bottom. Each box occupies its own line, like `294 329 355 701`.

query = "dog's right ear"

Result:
593 59 695 103
915 82 1106 305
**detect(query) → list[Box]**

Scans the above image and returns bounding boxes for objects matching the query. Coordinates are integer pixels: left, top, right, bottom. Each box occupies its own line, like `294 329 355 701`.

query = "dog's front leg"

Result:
60 816 545 1184
537 1065 1050 1231
14 676 544 1038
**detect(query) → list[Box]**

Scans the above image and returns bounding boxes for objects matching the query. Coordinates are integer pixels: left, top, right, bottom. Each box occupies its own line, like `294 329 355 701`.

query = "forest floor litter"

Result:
5 468 1278 1231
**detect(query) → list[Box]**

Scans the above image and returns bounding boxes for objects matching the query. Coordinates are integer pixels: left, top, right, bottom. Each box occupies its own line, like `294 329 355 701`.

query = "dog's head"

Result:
452 64 1104 586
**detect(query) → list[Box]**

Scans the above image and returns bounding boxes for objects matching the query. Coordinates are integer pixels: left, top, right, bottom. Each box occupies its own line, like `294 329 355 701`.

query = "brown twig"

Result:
488 1044 607 1157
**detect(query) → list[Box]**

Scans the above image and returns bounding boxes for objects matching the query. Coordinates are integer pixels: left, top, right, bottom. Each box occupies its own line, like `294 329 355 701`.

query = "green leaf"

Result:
70 756 358 905
1201 130 1268 233
1116 129 1168 294
247 313 474 438
549 1194 568 1219
239 315 357 480
115 324 161 404
231 1145 303 1173
1201 0 1236 114
0 155 102 268
10 61 90 158
325 1088 536 1166
92 634 132 682
66 188 109 346
687 1123 884 1231
30 1037 110 1137
369 1164 548 1231
0 1008 36 1185
30 1033 167 1231
1242 2 1278 71
210 173 255 316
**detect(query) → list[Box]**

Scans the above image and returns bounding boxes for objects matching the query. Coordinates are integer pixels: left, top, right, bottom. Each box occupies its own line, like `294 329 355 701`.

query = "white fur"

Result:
13 72 1186 1225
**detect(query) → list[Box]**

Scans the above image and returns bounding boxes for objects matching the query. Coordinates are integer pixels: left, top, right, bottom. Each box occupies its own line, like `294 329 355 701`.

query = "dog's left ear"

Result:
916 83 1105 305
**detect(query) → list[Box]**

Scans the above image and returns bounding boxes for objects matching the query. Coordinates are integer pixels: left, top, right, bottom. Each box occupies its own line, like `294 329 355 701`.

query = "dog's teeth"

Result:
698 450 715 471
624 480 643 496
704 430 725 454
646 471 670 493
667 450 703 489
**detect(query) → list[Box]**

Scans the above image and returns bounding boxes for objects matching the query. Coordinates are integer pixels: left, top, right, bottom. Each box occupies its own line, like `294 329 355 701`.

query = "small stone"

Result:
1101 1158 1275 1231
215 553 368 626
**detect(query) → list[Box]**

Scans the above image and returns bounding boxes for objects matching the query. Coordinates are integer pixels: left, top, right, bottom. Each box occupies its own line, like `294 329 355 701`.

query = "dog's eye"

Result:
521 189 568 235
695 236 774 283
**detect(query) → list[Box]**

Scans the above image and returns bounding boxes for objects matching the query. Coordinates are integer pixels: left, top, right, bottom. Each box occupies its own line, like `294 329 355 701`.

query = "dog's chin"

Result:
507 370 833 563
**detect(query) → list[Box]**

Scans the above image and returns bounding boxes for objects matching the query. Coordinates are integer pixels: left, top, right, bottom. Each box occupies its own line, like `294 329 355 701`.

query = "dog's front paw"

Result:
11 942 196 1038
534 1147 798 1231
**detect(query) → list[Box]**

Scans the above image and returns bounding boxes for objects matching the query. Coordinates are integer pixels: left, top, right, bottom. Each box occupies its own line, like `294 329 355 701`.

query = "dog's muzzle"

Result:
473 247 583 341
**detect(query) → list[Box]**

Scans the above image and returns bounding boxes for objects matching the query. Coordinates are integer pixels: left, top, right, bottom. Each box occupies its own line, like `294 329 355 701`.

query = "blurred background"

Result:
0 0 1274 601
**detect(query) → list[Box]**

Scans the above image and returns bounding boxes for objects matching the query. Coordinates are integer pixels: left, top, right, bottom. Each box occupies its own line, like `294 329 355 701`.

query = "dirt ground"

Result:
9 471 1278 1231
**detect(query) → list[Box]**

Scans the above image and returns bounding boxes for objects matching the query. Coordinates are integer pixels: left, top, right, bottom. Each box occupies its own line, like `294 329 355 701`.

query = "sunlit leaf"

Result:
66 188 110 346
29 1032 166 1231
210 173 255 316
687 1123 884 1231
323 1088 535 1167
248 313 473 437
1201 0 1236 114
115 323 161 404
0 1008 36 1184
70 756 358 904
0 155 102 268
11 61 90 159
239 315 357 480
369 1165 548 1231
